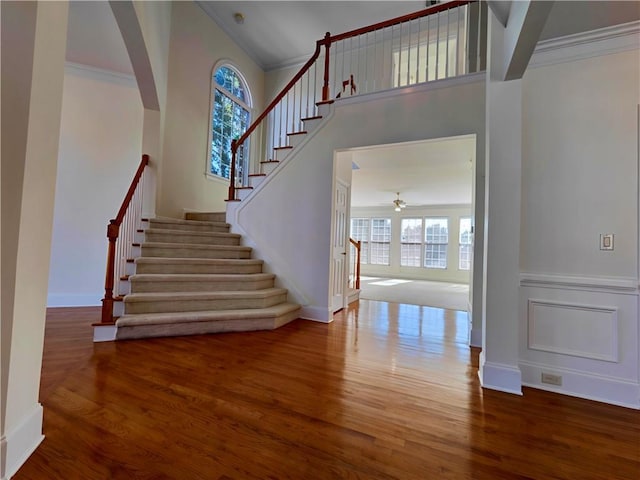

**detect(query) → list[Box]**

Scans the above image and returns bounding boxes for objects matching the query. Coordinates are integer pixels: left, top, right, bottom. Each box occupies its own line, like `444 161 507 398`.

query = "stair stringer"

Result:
226 105 335 322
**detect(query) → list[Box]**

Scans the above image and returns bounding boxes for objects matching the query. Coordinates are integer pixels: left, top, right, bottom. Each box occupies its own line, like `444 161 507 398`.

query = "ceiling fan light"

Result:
395 206 401 212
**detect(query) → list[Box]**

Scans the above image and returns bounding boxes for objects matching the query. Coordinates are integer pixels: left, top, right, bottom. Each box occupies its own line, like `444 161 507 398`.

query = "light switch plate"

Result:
600 234 614 251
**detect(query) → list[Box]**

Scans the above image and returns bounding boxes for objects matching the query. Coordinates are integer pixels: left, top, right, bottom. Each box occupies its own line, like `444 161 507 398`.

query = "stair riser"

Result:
131 279 275 293
141 246 251 259
262 162 279 175
125 293 287 314
302 117 322 132
144 232 240 246
134 263 263 275
148 221 229 233
116 310 299 340
288 134 306 148
248 176 265 188
237 189 252 201
185 212 226 223
274 149 292 162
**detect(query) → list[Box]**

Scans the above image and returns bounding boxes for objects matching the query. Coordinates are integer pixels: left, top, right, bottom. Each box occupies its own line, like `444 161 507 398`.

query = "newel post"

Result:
228 139 237 201
322 32 331 101
101 220 120 324
356 240 361 290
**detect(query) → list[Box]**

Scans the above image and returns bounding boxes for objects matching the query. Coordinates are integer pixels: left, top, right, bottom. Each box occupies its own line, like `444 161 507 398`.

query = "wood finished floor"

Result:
15 302 640 480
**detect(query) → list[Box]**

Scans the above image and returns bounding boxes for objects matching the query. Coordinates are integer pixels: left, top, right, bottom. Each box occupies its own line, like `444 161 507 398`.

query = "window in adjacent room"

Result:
208 65 251 180
400 218 423 267
370 218 392 265
350 218 370 264
459 216 472 270
424 217 448 268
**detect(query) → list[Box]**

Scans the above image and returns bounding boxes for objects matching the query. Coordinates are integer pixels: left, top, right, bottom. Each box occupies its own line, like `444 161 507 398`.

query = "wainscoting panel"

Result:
527 299 618 362
519 273 639 409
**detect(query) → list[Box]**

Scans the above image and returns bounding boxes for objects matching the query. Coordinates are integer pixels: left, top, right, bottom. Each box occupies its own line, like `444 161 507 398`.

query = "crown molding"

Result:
65 62 137 87
530 20 640 69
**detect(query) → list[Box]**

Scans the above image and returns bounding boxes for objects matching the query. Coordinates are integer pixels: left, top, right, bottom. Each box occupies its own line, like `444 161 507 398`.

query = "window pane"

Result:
350 218 370 264
459 217 472 270
210 67 251 179
401 218 422 267
370 218 391 265
424 218 448 269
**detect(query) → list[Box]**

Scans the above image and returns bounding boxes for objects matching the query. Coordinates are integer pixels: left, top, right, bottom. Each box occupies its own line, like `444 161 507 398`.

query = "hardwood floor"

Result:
15 302 640 480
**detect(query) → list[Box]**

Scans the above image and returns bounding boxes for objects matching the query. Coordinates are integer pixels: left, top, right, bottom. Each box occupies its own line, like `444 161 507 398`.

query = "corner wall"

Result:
158 1 265 218
519 46 640 408
47 66 143 307
231 76 486 322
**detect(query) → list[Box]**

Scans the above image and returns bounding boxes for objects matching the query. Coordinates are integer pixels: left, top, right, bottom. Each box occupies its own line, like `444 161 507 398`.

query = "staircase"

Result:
109 212 300 340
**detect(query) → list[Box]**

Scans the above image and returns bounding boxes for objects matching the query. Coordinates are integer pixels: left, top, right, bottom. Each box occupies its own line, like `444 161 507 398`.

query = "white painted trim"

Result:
337 72 486 108
527 299 619 363
520 272 639 295
530 21 640 69
64 61 137 87
299 306 333 323
94 325 118 342
47 293 102 307
520 361 640 410
1 405 44 480
469 325 482 348
478 352 523 395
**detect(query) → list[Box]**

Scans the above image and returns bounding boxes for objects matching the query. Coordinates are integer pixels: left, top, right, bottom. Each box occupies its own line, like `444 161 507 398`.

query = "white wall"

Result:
351 205 472 284
47 66 144 306
158 1 265 218
228 75 486 322
519 46 639 408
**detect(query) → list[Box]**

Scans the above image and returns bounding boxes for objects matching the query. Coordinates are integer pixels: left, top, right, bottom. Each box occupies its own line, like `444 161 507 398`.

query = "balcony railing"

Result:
229 0 486 200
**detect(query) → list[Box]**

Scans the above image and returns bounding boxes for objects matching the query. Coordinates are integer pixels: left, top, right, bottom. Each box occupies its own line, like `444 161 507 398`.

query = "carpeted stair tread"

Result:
116 302 300 327
141 242 251 251
144 228 240 240
130 273 275 282
135 258 262 266
134 257 264 275
125 288 288 303
149 217 230 228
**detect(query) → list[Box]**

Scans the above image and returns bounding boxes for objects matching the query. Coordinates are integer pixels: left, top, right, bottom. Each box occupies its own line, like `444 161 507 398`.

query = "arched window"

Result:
208 65 251 179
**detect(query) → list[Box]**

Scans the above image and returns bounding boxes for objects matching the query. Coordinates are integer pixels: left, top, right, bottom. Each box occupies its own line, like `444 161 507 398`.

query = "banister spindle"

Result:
322 32 331 101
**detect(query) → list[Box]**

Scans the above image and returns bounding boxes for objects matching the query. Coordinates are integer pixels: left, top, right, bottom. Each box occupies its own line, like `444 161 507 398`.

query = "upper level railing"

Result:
229 0 486 200
100 154 149 324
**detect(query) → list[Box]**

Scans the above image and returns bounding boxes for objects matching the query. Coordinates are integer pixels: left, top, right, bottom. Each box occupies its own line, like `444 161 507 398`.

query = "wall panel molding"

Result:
527 299 618 362
520 272 638 295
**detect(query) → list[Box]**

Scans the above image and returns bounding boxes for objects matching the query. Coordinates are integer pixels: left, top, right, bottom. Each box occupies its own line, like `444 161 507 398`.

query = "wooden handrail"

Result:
115 154 149 224
229 0 475 200
349 238 361 290
229 41 324 200
100 154 149 324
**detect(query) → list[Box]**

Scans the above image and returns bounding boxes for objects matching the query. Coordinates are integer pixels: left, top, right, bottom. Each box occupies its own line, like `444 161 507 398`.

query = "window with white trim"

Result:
424 217 448 269
209 65 251 179
350 218 370 264
370 218 391 265
400 218 423 267
459 217 472 270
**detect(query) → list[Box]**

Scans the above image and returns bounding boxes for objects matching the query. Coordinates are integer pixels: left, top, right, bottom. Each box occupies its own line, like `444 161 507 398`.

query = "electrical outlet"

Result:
541 372 562 386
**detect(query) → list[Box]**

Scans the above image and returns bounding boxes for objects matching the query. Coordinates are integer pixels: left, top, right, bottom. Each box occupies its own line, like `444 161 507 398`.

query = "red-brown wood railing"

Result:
100 154 149 324
228 0 483 200
349 238 362 290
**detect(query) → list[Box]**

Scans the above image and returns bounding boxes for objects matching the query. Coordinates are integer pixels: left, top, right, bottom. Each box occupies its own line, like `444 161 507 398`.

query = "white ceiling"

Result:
66 1 133 75
63 1 638 209
348 136 475 208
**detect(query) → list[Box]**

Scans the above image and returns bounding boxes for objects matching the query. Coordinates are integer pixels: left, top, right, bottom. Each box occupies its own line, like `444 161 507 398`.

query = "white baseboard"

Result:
520 361 640 410
299 306 333 323
1 405 44 480
47 293 101 307
469 326 482 348
93 325 118 342
478 352 523 395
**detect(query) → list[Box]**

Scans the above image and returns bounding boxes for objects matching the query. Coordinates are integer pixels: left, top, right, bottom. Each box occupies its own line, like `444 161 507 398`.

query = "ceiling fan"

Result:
393 192 407 212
